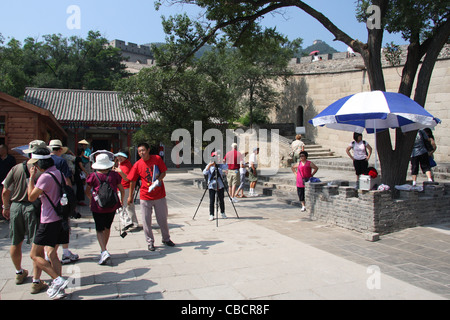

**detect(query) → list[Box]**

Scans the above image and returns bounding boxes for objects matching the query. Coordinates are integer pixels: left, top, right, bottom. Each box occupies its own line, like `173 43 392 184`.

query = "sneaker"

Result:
98 251 111 265
209 215 214 221
231 197 239 203
221 212 227 219
47 277 69 299
148 244 156 251
53 289 68 300
61 251 79 264
31 280 48 294
300 207 306 212
162 240 175 247
15 269 28 284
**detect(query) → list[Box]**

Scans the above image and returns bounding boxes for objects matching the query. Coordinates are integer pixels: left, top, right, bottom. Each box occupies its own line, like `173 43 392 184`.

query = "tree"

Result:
117 44 240 146
0 31 129 97
157 0 449 187
0 37 29 98
118 13 301 147
229 27 302 128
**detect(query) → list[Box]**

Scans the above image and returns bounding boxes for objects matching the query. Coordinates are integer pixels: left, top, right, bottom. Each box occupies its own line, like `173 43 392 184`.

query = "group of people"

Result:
203 144 260 221
1 139 174 299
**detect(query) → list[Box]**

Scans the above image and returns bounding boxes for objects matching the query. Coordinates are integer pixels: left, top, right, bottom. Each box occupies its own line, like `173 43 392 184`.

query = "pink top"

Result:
36 166 64 224
296 160 312 188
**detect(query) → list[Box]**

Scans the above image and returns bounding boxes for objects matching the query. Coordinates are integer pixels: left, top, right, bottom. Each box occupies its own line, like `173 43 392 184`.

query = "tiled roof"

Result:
24 87 150 124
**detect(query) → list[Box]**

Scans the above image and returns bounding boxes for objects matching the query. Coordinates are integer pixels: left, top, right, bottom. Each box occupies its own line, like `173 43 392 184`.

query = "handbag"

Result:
429 156 437 168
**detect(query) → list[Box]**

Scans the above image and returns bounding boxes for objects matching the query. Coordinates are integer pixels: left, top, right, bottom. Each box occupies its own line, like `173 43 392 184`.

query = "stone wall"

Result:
306 181 450 236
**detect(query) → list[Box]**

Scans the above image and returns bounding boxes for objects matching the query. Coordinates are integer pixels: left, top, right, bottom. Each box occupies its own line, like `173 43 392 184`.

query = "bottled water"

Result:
60 194 68 206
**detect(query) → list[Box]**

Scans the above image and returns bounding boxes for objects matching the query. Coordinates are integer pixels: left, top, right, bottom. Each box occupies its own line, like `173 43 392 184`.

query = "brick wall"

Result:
306 181 450 235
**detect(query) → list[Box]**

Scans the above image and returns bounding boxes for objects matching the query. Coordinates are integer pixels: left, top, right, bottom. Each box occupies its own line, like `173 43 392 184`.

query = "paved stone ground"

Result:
0 169 449 301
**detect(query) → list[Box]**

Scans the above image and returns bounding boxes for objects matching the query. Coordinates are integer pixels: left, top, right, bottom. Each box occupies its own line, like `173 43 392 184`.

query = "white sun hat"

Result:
91 153 115 170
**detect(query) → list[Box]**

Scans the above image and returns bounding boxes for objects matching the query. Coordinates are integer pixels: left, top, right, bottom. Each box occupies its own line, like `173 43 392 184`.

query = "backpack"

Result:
94 171 119 209
43 171 76 220
22 162 42 218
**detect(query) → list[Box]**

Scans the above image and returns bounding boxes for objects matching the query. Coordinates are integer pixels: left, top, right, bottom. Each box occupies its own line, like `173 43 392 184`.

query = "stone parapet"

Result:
306 181 450 236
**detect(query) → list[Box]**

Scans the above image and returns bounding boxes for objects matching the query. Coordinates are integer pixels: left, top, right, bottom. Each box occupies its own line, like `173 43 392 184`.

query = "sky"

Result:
0 0 408 53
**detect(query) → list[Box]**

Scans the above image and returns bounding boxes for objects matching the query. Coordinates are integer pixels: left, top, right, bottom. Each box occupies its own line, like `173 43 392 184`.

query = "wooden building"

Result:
0 91 67 163
24 88 149 162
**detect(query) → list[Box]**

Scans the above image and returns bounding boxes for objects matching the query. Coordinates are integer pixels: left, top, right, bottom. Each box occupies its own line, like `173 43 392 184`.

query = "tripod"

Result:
193 164 239 226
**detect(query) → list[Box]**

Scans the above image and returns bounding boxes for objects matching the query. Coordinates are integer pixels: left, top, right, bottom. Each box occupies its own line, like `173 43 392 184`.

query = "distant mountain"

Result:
302 40 338 56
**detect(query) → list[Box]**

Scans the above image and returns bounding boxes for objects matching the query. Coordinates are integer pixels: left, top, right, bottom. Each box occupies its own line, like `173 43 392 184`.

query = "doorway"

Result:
92 139 110 152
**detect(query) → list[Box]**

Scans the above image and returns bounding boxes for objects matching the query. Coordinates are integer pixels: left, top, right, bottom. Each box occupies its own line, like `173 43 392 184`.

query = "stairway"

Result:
281 136 340 167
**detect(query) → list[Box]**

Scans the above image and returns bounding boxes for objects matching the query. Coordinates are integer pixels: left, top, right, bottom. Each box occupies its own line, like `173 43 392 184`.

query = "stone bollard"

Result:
422 182 444 197
339 186 358 198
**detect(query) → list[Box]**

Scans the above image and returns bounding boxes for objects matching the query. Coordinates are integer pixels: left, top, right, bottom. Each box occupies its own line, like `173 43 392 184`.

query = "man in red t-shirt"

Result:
115 143 174 251
224 143 242 202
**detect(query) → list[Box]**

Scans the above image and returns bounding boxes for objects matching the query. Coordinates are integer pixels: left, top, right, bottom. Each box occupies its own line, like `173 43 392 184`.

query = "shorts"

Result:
227 170 240 187
353 159 368 176
9 202 39 245
34 220 70 248
411 153 431 175
248 168 258 182
92 211 115 231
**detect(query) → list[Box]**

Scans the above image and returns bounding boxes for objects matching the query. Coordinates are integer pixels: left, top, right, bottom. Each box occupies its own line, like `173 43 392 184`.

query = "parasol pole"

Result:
373 119 378 170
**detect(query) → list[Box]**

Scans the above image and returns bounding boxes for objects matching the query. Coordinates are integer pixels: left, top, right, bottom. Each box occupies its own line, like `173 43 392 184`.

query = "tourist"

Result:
85 153 124 265
248 147 260 197
27 147 70 299
2 140 47 294
0 144 16 210
48 139 78 264
224 143 242 202
115 143 174 251
203 159 227 221
290 134 305 164
114 150 138 230
423 128 437 180
410 129 433 185
346 133 372 188
291 151 318 212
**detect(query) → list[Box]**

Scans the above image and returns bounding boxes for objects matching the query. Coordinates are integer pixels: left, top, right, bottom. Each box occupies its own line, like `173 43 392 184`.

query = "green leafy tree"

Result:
119 13 301 146
0 37 29 98
0 31 129 97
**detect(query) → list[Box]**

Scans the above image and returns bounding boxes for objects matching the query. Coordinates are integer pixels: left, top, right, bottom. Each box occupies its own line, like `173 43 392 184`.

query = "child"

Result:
85 153 124 265
291 151 318 212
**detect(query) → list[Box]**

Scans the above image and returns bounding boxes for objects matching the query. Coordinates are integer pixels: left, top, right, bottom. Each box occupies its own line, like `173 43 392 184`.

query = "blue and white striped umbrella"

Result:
309 91 440 133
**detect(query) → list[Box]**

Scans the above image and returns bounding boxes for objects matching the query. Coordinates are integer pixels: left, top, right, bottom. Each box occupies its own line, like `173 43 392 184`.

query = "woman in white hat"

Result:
85 153 124 265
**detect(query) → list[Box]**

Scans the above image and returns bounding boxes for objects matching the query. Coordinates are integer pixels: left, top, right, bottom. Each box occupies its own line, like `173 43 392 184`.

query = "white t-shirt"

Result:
350 141 368 160
249 152 258 167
